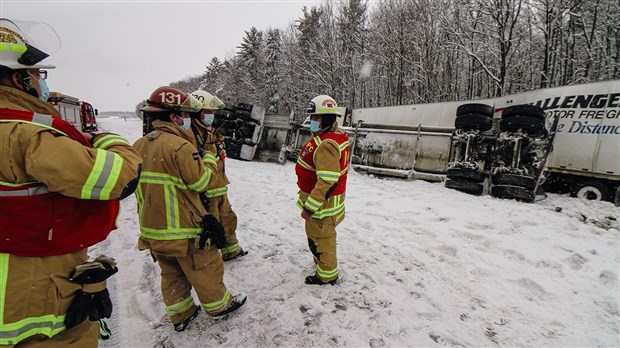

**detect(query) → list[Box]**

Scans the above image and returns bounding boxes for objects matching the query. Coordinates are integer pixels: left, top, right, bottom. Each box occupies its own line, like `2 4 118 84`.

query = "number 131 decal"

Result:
159 91 182 104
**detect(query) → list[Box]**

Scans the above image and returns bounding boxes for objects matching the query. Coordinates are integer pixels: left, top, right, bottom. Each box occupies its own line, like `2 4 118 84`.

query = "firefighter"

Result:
189 89 247 261
295 95 350 285
0 19 142 346
134 86 246 332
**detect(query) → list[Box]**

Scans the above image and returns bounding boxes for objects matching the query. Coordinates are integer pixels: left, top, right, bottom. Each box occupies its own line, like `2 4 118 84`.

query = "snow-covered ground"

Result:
95 116 619 347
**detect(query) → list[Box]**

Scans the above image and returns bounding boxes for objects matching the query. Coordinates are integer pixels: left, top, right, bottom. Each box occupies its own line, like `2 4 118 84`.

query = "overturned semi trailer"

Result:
349 98 494 182
347 80 620 203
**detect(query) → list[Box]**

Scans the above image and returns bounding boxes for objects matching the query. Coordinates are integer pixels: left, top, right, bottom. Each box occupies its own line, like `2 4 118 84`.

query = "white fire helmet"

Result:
306 95 342 116
191 90 225 110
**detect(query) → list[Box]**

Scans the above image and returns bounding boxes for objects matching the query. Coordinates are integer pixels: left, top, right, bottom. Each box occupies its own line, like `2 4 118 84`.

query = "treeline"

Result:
158 0 618 119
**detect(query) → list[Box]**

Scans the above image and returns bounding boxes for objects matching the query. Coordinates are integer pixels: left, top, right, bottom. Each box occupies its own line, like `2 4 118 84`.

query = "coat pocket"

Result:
49 274 81 315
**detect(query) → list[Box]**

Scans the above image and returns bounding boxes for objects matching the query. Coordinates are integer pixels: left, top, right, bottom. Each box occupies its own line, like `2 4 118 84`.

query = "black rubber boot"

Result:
173 306 200 332
305 275 338 285
222 248 248 262
213 294 247 317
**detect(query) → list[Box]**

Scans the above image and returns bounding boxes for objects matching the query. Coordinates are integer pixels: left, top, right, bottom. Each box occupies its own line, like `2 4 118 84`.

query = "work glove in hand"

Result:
197 214 227 250
65 256 118 329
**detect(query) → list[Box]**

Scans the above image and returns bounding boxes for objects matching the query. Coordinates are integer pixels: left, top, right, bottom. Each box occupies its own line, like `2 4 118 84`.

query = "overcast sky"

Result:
2 0 321 111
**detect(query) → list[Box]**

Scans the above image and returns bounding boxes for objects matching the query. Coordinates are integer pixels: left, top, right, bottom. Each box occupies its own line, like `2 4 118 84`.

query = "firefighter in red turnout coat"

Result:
295 95 350 285
0 19 142 347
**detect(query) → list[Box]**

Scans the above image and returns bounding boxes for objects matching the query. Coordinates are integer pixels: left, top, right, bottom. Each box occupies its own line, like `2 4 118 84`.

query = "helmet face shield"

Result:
0 18 61 69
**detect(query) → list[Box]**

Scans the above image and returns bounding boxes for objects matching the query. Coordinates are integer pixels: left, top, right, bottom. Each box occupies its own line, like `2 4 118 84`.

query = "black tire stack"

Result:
445 103 494 195
490 104 547 203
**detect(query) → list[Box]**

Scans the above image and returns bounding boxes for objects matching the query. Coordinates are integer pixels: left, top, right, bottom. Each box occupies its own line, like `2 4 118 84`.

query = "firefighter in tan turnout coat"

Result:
295 95 350 285
189 89 247 261
134 86 246 332
0 19 142 346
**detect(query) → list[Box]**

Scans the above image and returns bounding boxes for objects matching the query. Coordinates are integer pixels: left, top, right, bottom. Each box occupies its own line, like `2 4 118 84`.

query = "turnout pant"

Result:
152 243 231 324
305 211 345 282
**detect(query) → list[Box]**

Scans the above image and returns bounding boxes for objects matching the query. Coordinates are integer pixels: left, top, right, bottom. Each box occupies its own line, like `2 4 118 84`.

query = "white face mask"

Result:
178 117 192 131
202 113 215 126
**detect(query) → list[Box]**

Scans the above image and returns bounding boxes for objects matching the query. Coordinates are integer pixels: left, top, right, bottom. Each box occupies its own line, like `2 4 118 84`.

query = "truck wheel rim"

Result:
577 187 602 200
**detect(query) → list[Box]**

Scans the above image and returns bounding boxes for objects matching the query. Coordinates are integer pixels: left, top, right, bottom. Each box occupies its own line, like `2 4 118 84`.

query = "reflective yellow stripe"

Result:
0 118 66 136
187 170 210 192
206 186 228 198
81 149 123 200
0 254 66 345
0 43 27 53
137 171 204 240
316 264 338 278
304 196 322 211
202 290 231 313
92 134 130 149
296 156 314 171
297 194 345 219
316 106 339 114
220 242 239 254
202 153 217 166
139 227 202 240
166 296 194 316
0 180 39 187
316 170 340 182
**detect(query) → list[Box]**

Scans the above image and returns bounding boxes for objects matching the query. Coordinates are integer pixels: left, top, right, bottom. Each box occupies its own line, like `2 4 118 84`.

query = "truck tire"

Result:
571 180 611 201
236 103 253 112
455 114 493 131
502 105 545 120
445 179 484 195
491 173 537 190
499 116 546 135
491 184 535 202
446 168 485 183
456 103 494 118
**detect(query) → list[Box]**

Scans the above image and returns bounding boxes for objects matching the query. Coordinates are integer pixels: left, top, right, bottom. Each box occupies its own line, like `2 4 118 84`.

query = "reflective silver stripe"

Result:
0 185 49 196
32 113 53 127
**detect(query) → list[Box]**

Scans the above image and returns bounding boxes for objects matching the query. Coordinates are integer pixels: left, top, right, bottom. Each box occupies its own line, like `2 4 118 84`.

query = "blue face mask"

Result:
178 117 192 131
38 79 49 102
202 113 215 126
310 120 321 133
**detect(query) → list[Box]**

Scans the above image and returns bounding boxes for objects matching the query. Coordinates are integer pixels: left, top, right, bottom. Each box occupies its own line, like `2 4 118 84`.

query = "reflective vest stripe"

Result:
139 227 201 240
0 186 49 196
296 194 345 219
206 186 228 198
202 290 231 313
137 171 206 239
0 254 65 345
32 113 53 127
81 149 123 200
166 296 194 316
0 115 64 136
296 157 314 171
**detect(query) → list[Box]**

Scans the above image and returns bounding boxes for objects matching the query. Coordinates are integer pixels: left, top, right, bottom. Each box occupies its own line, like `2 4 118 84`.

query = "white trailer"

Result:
350 80 620 202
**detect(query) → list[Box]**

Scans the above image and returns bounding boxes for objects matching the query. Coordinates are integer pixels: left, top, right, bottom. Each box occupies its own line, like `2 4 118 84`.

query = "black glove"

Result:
65 256 118 329
196 214 227 250
65 288 112 329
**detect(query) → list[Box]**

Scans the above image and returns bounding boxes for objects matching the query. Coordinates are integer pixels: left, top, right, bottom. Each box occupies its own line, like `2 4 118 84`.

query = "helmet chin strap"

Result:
18 71 40 99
